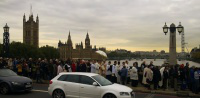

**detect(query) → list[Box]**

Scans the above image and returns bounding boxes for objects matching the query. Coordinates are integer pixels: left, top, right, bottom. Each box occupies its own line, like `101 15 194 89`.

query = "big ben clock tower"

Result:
85 32 91 49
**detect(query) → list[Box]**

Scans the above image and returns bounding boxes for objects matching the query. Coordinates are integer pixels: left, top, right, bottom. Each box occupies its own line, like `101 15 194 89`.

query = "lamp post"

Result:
3 23 10 57
163 22 183 66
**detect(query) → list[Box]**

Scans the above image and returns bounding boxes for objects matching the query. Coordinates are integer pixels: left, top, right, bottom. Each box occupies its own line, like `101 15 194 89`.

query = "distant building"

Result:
190 46 200 58
134 50 168 59
23 8 39 47
99 47 106 52
115 49 131 54
58 32 106 60
160 50 165 54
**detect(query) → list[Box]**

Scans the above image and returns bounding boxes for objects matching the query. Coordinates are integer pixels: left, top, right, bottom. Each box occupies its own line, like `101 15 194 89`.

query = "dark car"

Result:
0 69 32 94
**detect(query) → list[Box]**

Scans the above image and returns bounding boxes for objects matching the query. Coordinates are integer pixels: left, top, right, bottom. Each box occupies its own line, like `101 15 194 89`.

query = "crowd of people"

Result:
0 57 200 94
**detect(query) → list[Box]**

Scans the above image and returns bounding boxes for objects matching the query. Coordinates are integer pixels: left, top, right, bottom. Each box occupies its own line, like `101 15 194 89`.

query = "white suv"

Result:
48 72 135 98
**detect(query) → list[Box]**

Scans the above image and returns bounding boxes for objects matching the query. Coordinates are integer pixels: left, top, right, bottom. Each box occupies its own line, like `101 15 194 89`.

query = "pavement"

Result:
128 84 200 98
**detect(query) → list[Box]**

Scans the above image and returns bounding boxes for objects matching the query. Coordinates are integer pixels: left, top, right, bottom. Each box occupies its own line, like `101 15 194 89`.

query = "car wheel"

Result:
0 83 10 95
52 89 65 98
103 93 117 98
25 90 32 93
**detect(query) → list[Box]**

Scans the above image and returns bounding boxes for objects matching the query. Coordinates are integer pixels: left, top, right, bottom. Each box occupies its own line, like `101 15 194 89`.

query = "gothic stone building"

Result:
58 32 106 60
23 13 39 47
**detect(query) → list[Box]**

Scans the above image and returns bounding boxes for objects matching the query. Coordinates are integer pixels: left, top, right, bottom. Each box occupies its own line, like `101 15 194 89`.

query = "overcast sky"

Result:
0 0 200 52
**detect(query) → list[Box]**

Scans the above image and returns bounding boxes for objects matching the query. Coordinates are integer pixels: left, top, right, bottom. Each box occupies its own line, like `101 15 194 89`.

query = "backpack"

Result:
109 65 113 72
64 64 69 72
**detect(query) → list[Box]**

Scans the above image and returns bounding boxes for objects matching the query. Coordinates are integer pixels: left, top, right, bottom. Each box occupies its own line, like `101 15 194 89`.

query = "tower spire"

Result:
68 30 71 38
36 14 39 22
30 4 33 16
67 30 72 46
86 30 89 38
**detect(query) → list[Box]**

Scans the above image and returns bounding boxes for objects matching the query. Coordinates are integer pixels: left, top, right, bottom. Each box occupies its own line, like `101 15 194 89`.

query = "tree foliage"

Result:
191 52 200 62
107 51 137 60
39 45 59 59
0 44 2 56
0 42 59 59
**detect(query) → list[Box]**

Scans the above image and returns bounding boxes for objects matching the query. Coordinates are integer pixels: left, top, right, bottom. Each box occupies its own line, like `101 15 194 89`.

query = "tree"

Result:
0 43 2 56
191 52 200 62
9 41 39 58
2 41 59 59
39 45 59 59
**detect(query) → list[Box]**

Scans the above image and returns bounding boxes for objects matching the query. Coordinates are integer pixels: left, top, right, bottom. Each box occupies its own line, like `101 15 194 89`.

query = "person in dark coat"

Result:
184 62 190 89
81 60 87 72
174 64 179 91
139 61 146 84
180 64 186 90
76 60 81 72
193 68 199 94
86 60 91 72
190 66 195 93
120 65 128 85
169 66 175 88
153 66 161 90
163 67 169 90
149 61 154 68
0 58 3 69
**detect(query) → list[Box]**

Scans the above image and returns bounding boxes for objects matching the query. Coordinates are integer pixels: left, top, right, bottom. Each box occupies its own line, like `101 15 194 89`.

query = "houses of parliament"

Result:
58 32 106 60
22 7 106 60
23 9 39 47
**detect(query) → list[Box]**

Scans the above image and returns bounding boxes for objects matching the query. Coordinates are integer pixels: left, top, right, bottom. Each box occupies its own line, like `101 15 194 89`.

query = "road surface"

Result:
0 84 186 98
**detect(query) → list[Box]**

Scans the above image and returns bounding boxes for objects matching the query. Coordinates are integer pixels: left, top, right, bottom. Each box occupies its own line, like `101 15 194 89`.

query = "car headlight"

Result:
11 82 21 85
131 91 135 98
120 92 130 96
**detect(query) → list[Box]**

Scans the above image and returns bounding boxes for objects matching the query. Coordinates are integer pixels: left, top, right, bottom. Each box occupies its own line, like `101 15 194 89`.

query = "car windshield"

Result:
0 69 17 77
92 75 112 86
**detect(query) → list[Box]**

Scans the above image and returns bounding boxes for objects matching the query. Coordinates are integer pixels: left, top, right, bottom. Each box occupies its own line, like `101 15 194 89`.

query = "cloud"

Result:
0 0 200 52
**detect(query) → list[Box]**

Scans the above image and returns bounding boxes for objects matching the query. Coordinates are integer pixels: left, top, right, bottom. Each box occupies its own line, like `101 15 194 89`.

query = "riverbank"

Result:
107 59 200 67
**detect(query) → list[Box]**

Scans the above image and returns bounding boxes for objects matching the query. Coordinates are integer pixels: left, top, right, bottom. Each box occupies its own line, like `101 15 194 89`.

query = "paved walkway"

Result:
127 84 200 98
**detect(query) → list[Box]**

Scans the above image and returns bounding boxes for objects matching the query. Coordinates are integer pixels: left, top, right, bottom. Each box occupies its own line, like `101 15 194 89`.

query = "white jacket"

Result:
57 65 63 75
130 67 138 80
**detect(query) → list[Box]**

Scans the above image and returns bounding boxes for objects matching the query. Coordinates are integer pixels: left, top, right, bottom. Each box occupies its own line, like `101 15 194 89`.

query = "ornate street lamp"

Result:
163 22 168 35
162 22 184 66
177 22 184 35
163 22 183 35
3 23 10 57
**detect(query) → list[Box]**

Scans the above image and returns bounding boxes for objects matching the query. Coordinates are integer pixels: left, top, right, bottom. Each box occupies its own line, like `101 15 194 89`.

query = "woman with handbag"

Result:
143 65 153 90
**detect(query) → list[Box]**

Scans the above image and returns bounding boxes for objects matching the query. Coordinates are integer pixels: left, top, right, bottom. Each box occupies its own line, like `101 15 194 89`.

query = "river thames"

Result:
108 59 200 67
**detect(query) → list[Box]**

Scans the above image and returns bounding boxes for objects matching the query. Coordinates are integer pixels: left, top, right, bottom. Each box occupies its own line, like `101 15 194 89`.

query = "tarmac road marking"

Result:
32 89 48 93
144 94 151 98
149 94 155 98
145 94 155 98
